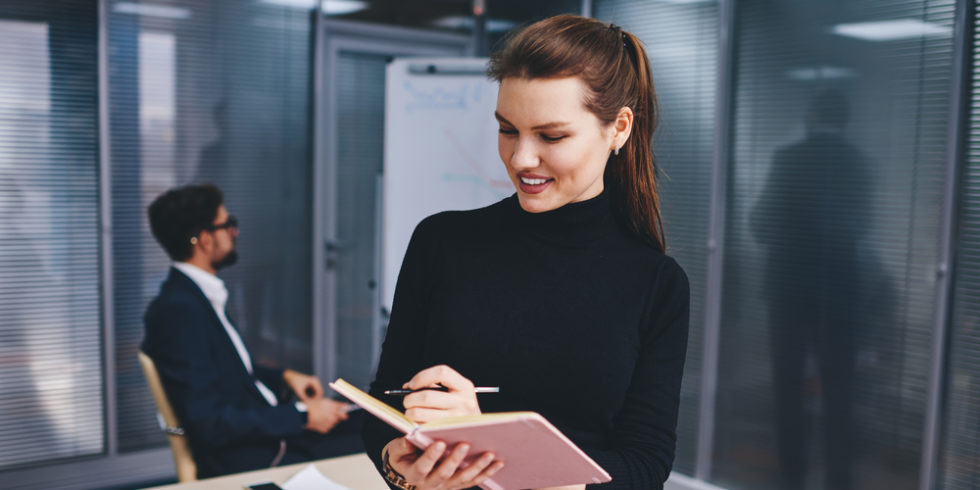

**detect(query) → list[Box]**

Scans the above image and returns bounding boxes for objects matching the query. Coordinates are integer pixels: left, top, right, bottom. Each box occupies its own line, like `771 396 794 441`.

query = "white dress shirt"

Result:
173 262 280 407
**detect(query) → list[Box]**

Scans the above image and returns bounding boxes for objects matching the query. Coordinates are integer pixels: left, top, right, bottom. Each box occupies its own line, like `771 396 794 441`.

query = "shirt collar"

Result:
173 262 228 307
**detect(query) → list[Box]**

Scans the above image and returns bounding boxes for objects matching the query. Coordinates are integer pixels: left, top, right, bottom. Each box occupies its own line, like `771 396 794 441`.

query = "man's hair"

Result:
148 184 224 261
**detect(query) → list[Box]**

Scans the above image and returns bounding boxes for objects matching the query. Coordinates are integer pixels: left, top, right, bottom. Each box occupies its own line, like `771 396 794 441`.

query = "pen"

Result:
384 386 500 395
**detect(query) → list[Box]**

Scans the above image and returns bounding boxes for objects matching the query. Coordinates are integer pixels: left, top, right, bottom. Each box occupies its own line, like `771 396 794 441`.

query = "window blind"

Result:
941 3 980 488
592 0 719 474
714 0 954 489
0 0 104 470
107 0 315 452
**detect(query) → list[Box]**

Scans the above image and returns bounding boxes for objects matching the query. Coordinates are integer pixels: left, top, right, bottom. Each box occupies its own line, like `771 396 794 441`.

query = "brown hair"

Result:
488 14 665 252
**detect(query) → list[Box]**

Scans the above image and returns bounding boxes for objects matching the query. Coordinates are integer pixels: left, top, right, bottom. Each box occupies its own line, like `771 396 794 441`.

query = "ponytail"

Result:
488 15 666 252
606 30 665 252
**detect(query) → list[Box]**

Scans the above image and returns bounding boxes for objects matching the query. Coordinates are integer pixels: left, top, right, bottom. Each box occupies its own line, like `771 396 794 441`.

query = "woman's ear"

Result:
613 106 633 151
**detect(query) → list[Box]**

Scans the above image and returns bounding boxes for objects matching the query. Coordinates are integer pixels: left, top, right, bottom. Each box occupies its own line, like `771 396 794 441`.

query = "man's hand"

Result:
305 398 351 433
283 369 324 401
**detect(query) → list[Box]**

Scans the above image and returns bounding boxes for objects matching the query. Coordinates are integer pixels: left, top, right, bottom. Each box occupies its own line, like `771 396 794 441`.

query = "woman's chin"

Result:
517 194 560 213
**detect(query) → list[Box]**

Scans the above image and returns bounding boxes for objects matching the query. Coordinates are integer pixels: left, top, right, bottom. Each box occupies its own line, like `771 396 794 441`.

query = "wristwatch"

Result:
382 449 417 490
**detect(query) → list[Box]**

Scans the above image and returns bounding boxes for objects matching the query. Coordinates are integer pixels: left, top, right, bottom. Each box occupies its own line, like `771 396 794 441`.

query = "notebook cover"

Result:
408 412 611 490
329 379 611 490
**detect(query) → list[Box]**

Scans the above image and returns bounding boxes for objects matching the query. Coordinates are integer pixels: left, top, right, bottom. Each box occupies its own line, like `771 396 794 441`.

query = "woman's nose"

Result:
510 138 538 169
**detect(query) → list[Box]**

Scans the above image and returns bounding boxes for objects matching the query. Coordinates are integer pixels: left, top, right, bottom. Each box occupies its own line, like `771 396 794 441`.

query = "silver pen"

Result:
383 386 500 395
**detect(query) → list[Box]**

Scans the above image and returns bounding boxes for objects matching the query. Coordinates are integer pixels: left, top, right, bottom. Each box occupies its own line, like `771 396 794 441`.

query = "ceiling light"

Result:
322 0 367 15
113 2 191 19
431 16 517 33
259 0 368 15
832 19 951 42
787 66 856 81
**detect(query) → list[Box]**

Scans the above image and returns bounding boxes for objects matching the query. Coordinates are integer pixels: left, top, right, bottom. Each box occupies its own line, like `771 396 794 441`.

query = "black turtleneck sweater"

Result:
363 191 690 489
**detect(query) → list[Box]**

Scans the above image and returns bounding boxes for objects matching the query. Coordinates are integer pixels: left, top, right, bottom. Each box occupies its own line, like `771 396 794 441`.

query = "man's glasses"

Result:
204 215 238 232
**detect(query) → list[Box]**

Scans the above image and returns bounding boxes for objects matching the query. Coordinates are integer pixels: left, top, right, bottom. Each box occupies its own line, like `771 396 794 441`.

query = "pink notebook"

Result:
329 379 611 490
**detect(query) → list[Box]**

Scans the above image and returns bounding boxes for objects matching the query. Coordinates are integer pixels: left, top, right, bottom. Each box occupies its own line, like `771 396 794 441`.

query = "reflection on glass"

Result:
750 91 874 490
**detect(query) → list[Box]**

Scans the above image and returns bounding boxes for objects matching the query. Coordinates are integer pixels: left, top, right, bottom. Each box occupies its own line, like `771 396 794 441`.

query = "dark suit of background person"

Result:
751 90 871 490
141 184 362 479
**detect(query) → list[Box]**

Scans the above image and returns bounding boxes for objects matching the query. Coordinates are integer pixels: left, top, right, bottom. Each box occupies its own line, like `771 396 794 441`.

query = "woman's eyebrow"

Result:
494 111 571 130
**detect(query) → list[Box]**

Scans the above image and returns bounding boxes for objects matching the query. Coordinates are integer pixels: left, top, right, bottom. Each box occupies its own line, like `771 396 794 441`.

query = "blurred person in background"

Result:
752 90 872 490
142 183 361 478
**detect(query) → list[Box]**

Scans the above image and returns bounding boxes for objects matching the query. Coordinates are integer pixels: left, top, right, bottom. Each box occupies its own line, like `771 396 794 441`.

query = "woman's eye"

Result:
541 134 567 142
498 127 517 135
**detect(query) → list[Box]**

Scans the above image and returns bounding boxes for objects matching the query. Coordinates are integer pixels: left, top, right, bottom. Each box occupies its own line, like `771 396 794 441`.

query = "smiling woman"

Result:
494 76 630 214
362 14 689 490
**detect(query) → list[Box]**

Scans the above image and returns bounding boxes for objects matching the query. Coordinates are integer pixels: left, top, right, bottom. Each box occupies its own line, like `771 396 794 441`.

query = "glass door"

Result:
317 20 468 388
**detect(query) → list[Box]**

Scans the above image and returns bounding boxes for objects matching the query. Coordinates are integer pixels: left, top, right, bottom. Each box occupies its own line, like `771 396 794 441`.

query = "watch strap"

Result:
382 448 417 490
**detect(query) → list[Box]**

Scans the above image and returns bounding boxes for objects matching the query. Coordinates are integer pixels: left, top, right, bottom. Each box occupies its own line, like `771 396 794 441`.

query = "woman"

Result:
363 14 690 490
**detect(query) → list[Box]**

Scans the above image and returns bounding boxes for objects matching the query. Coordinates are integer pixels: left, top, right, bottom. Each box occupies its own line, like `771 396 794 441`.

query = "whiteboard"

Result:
382 57 512 311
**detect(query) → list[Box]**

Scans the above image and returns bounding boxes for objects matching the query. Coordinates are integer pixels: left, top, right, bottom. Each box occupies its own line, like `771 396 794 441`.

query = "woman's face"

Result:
495 76 619 213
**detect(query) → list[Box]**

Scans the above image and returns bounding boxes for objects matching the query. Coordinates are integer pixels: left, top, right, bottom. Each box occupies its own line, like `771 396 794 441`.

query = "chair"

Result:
138 351 198 482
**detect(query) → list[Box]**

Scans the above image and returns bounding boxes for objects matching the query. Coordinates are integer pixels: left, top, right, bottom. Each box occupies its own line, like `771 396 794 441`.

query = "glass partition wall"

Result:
0 0 103 470
714 1 955 489
593 0 721 475
107 0 315 452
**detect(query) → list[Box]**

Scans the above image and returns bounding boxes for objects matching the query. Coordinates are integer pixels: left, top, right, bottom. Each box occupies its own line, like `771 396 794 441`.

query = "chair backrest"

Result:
137 351 197 482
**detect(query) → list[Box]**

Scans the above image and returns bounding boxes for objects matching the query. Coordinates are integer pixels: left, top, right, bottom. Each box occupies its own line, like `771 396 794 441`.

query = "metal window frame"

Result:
919 0 974 489
2 448 176 490
694 0 736 482
98 0 117 459
667 473 729 490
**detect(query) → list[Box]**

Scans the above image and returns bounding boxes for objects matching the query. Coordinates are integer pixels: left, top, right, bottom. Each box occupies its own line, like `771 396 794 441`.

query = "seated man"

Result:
142 184 361 478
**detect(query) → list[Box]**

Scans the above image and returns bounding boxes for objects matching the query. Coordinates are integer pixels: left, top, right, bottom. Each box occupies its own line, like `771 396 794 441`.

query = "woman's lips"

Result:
518 175 553 194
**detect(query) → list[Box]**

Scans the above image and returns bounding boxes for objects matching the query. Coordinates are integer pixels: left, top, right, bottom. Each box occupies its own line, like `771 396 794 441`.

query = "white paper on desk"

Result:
281 464 351 490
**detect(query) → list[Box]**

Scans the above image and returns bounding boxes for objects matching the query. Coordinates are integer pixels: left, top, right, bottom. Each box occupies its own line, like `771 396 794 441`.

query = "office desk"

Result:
145 452 388 489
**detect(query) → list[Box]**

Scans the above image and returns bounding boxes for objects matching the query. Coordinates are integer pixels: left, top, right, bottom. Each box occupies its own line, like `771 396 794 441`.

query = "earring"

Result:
614 146 620 156
190 236 198 245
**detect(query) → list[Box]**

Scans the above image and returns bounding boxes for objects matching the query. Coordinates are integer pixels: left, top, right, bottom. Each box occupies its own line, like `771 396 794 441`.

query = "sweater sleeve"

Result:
586 257 691 489
362 216 442 478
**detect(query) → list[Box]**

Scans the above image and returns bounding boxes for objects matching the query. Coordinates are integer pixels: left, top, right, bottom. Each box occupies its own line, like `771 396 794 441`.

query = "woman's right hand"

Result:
383 437 504 490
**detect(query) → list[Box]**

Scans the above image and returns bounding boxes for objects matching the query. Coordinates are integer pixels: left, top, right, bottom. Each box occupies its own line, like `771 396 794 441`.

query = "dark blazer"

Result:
142 267 305 478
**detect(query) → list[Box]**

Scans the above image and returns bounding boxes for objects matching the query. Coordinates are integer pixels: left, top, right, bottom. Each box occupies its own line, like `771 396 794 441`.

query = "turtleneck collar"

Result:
511 190 616 247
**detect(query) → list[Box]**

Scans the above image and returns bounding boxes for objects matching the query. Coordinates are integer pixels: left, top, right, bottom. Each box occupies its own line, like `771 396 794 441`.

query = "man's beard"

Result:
213 249 238 270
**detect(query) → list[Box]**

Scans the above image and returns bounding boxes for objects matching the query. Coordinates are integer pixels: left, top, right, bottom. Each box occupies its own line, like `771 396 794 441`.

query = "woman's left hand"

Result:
402 365 481 423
